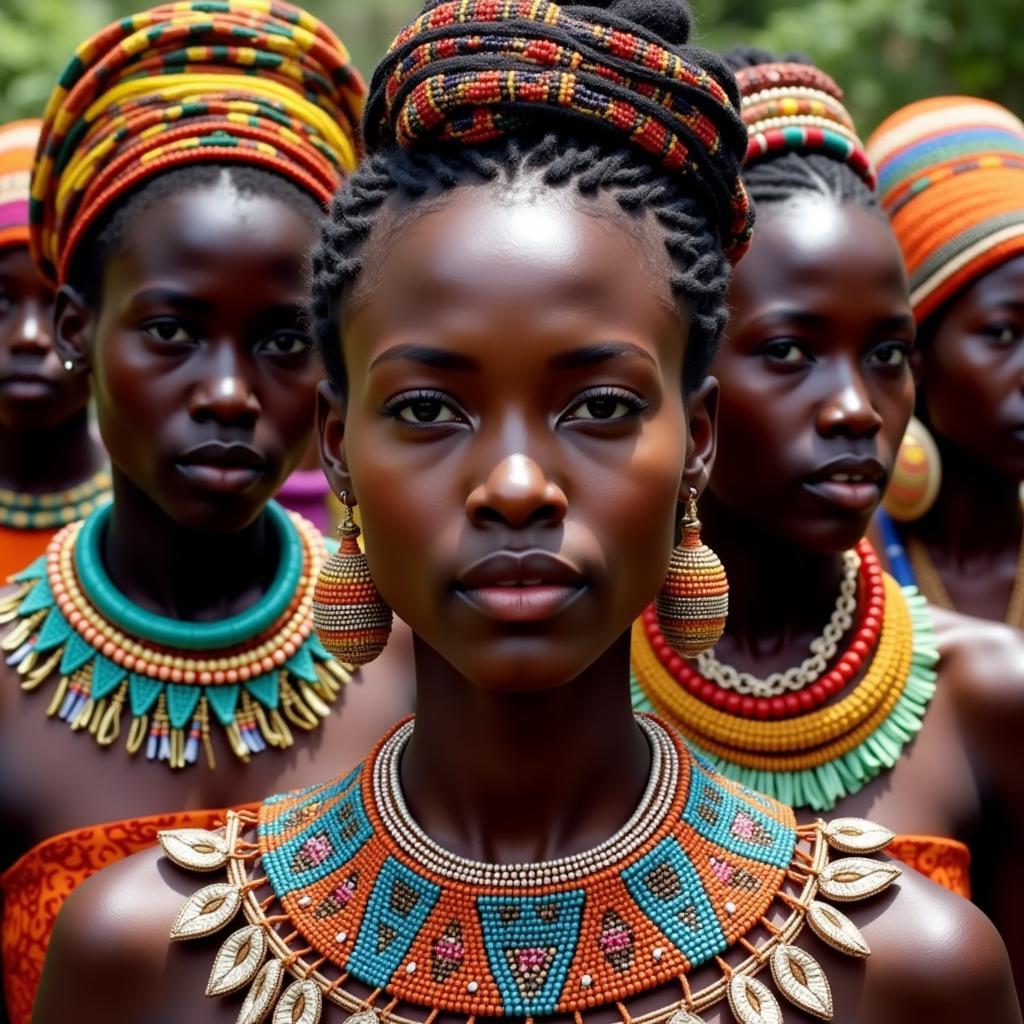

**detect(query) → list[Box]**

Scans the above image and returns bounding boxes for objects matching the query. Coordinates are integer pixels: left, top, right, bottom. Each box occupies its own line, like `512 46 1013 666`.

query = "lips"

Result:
175 441 267 494
804 454 887 512
455 550 586 622
0 371 56 396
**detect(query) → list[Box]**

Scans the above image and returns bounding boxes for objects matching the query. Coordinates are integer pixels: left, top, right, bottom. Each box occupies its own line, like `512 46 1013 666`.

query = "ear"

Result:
53 284 93 374
680 376 718 501
316 379 353 500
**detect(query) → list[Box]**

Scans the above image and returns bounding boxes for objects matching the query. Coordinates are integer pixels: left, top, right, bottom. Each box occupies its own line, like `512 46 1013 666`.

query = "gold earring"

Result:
655 488 729 657
312 494 393 666
882 416 942 522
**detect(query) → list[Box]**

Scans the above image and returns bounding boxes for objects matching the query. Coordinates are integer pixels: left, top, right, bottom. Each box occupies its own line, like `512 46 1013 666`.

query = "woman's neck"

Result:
0 409 105 492
100 471 278 623
913 440 1022 567
699 492 845 670
401 630 650 865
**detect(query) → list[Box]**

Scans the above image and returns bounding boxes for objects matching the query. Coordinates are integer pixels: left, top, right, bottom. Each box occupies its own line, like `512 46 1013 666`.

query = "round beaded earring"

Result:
882 416 942 523
312 494 393 665
655 488 729 657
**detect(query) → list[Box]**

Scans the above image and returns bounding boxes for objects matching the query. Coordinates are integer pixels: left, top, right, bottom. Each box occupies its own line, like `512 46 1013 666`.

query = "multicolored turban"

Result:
867 96 1024 321
734 60 874 187
30 0 366 288
363 0 753 263
0 121 41 252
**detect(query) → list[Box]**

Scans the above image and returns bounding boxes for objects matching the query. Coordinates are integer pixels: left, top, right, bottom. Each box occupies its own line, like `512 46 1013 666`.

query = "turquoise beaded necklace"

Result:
0 501 349 769
0 467 112 530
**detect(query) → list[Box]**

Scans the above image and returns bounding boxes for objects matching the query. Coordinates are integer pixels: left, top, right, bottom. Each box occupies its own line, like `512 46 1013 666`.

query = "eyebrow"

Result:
369 344 479 373
549 341 658 370
129 288 214 313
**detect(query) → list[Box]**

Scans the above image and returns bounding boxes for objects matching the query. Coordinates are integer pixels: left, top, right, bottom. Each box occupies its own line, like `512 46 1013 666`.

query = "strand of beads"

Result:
0 468 112 530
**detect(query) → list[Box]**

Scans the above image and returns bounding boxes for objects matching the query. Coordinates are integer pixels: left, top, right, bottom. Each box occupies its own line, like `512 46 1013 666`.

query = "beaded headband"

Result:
0 120 41 253
364 0 753 263
30 0 367 288
735 61 876 189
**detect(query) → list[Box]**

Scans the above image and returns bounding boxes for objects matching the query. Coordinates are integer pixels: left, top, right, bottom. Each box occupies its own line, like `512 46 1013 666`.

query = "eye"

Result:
984 322 1021 346
257 331 311 356
761 340 810 364
563 387 648 422
144 320 193 345
384 390 464 425
868 342 909 367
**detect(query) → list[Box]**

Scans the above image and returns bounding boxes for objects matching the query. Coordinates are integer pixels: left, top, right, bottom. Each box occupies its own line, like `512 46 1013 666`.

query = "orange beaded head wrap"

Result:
0 120 41 252
29 0 366 288
867 96 1024 322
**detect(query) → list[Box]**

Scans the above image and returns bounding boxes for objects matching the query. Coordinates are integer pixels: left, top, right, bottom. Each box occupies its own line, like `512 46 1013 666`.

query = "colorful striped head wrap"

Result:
0 121 42 253
363 0 753 263
735 61 875 188
30 0 366 289
867 96 1024 322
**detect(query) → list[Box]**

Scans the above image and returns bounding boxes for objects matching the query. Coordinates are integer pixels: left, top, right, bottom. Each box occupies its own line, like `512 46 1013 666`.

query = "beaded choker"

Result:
631 542 939 812
0 467 112 530
0 501 348 769
162 716 899 1024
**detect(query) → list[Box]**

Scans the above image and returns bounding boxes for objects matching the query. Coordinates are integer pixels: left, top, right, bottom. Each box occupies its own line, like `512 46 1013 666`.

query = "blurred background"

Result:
1 0 1021 135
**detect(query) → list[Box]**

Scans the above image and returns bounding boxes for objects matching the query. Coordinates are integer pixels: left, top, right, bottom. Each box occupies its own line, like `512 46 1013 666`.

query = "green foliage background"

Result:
1 0 1021 135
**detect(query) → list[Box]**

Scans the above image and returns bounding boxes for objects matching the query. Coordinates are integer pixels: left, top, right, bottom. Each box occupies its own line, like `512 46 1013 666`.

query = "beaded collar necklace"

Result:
0 467 112 530
163 716 899 1024
0 500 348 769
631 541 939 812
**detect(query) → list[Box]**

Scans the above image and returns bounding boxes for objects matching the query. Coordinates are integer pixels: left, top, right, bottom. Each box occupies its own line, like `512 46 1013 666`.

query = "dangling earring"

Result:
313 493 393 666
656 488 729 658
882 416 942 523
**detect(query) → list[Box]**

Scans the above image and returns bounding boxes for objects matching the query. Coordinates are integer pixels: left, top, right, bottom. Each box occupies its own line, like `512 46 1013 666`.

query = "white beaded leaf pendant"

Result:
159 828 231 872
770 944 833 1020
342 1011 381 1024
727 974 784 1024
823 818 895 855
170 882 241 940
819 857 901 902
238 959 285 1024
206 924 267 997
667 1009 708 1024
806 900 871 958
273 979 322 1024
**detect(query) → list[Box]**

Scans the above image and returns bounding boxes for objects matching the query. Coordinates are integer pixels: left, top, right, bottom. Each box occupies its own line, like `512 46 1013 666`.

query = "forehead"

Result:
732 198 908 304
347 183 681 349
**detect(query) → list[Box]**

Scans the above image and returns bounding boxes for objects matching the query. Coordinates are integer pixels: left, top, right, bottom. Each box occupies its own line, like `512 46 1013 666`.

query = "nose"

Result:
466 453 568 529
817 365 882 439
10 299 53 356
188 348 261 427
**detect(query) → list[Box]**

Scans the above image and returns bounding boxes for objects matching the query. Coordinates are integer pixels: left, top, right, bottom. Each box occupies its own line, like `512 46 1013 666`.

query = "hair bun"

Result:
560 0 692 48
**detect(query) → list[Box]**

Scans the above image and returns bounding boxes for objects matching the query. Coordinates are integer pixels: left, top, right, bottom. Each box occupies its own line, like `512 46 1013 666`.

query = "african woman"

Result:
0 5 412 1021
0 120 110 580
34 5 1018 1024
630 49 1024 981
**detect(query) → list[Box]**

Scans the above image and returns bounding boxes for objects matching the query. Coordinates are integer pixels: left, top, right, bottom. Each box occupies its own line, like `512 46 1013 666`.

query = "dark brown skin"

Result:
0 176 412 868
703 197 1024 992
900 254 1024 622
0 246 105 493
33 182 1019 1023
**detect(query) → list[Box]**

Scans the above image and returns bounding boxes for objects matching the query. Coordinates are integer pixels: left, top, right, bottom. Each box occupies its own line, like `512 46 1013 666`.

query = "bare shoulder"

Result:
853 862 1021 1022
932 606 1024 707
32 843 192 1024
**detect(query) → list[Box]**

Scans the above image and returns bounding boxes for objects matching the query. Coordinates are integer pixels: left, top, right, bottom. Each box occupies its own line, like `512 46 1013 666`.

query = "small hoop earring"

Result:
882 416 942 523
655 488 729 658
312 493 393 666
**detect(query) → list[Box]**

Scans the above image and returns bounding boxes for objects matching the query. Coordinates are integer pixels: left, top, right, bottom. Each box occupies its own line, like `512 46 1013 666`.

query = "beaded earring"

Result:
882 416 942 522
655 488 729 657
312 494 393 666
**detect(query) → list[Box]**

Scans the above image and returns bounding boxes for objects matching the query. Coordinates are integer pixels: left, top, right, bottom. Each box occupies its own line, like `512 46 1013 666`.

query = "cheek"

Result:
925 337 1007 431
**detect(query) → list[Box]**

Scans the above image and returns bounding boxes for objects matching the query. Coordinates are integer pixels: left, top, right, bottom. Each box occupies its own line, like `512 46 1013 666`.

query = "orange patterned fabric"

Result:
1 805 254 1024
888 833 971 898
0 525 55 582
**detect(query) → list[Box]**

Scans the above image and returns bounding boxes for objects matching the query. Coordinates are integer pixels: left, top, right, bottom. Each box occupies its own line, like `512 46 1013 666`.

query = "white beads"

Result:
725 901 737 915
653 947 665 962
581 975 593 988
335 931 348 943
467 982 479 994
298 895 312 907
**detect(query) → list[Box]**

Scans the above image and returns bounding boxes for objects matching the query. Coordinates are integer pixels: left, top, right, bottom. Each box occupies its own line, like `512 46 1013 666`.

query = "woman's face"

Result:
917 253 1024 480
710 197 915 552
0 245 82 432
57 175 321 532
323 184 714 693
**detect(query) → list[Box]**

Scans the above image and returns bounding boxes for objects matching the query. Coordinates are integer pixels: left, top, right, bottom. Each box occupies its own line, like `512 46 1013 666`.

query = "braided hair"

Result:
724 47 878 213
312 0 753 396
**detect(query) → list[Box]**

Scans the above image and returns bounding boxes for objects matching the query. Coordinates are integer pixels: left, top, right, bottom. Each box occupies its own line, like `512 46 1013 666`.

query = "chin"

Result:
783 515 871 555
443 638 604 695
166 492 272 535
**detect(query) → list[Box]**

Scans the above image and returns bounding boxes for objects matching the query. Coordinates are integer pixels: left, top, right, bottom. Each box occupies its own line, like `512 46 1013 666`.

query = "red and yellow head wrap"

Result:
0 120 42 252
30 0 366 288
867 96 1024 322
